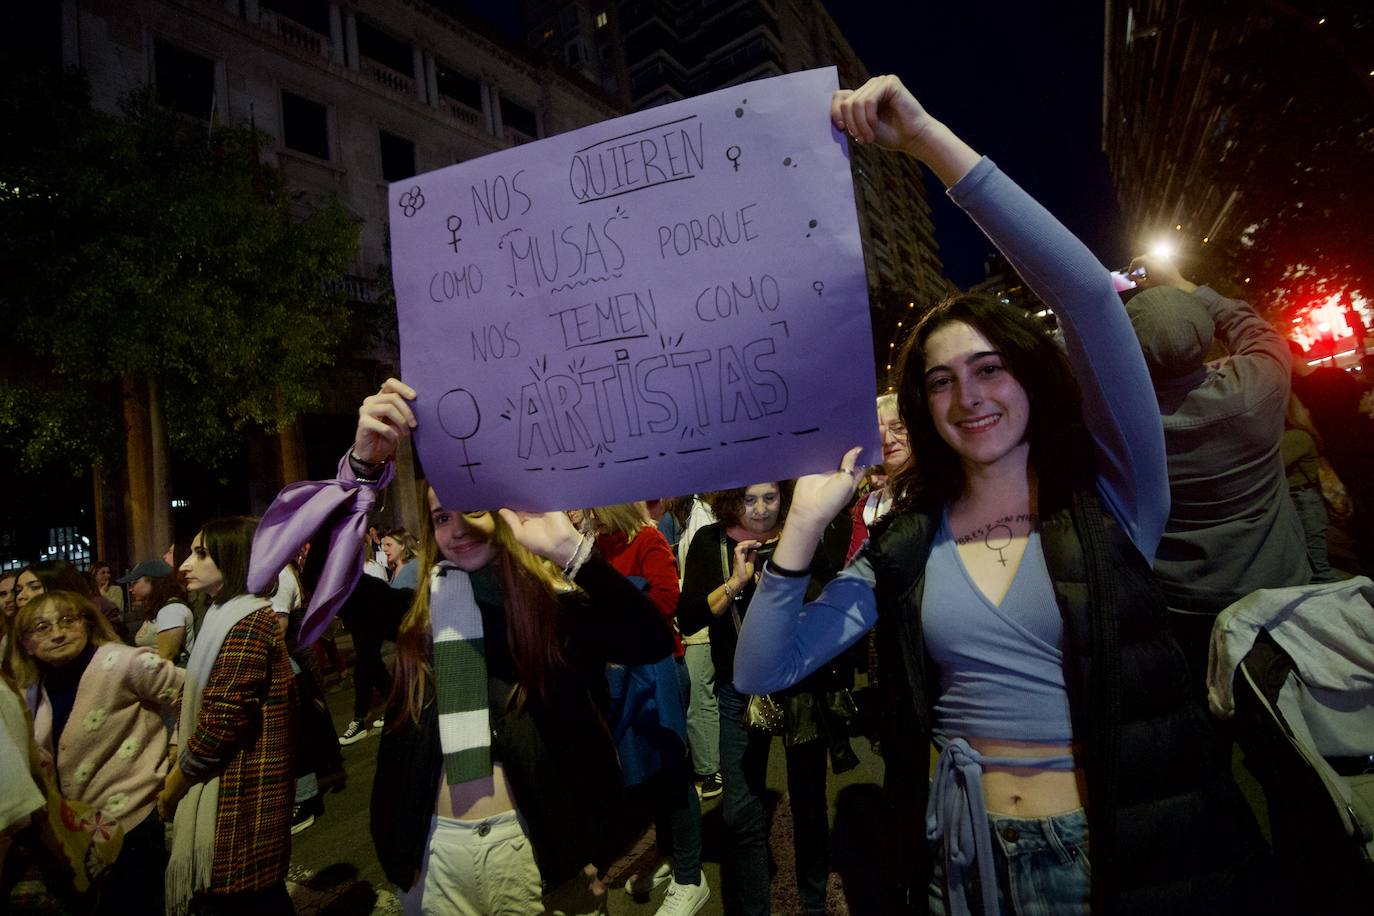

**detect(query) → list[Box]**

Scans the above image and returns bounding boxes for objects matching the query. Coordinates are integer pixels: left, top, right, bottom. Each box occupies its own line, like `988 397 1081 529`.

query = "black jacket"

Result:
867 490 1275 914
370 555 674 890
677 513 851 686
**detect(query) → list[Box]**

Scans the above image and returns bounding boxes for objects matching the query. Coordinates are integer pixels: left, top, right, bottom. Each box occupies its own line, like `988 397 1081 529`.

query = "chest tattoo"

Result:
955 513 1040 566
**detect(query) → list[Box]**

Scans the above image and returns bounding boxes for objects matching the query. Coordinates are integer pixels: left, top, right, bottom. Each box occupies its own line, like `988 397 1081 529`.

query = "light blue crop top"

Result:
923 516 1072 743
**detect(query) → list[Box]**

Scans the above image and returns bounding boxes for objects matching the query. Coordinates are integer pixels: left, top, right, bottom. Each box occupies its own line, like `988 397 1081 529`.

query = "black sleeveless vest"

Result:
864 488 1270 913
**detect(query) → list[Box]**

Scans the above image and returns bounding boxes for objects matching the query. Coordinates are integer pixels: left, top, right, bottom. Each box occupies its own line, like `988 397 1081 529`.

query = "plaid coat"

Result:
185 608 296 893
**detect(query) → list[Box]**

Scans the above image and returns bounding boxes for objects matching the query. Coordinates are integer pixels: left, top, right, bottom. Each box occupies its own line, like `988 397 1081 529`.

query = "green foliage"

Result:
0 69 360 473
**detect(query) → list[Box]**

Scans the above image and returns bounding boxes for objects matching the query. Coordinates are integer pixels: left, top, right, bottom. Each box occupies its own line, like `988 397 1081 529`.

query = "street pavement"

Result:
285 661 887 915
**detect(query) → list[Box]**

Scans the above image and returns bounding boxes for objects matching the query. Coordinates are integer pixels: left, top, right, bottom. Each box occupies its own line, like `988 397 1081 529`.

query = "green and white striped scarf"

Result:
430 562 491 783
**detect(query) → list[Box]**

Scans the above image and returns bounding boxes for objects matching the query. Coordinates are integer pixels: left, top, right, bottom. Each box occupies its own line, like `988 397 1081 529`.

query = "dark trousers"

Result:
93 811 166 916
718 681 830 916
347 613 393 721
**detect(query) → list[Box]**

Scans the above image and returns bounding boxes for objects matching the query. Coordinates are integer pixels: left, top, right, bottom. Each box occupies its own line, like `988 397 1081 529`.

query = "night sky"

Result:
820 1 1130 287
460 1 1129 289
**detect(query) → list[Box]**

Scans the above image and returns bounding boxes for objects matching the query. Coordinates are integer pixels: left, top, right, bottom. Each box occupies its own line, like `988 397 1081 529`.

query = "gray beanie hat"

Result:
1123 287 1214 381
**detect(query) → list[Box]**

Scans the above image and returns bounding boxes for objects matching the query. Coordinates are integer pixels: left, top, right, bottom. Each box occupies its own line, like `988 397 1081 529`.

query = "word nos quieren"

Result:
515 340 789 460
568 118 705 203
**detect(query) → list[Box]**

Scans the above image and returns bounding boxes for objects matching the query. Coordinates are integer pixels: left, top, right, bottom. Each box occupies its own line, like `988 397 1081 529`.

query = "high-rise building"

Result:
1102 0 1373 326
522 0 947 384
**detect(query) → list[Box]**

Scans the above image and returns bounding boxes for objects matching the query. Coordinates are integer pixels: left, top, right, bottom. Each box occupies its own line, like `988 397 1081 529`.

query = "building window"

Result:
565 39 587 67
356 17 413 76
436 64 483 112
282 91 330 160
595 11 608 28
379 131 416 182
501 97 537 139
154 40 216 120
260 0 330 34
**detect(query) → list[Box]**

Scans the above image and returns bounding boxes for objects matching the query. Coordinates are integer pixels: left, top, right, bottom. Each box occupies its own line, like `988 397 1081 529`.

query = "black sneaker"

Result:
338 718 369 746
291 795 322 835
697 773 723 799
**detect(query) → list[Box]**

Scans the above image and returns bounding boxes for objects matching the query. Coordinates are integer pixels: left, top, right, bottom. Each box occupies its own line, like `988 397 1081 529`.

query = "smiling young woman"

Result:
733 74 1274 915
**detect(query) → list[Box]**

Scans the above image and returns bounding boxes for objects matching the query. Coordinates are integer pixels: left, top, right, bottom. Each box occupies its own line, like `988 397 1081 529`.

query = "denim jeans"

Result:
929 807 1090 916
683 643 720 775
717 681 829 916
1290 485 1339 582
656 657 704 885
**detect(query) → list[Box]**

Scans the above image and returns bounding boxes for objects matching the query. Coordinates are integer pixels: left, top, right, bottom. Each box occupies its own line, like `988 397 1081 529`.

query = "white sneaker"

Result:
654 875 709 916
624 859 671 896
372 717 386 729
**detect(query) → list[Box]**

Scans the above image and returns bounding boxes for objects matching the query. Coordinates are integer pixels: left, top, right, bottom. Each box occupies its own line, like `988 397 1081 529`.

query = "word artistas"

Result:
516 339 789 460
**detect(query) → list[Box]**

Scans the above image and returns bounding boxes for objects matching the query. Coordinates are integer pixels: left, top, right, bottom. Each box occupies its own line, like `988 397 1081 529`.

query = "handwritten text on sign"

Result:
389 67 878 511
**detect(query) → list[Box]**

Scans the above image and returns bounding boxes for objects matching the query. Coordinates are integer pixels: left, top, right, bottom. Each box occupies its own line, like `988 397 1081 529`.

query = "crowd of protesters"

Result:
3 74 1373 916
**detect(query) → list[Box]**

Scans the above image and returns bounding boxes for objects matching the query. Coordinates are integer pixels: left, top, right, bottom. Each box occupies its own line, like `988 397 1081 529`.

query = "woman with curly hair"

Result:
676 482 851 916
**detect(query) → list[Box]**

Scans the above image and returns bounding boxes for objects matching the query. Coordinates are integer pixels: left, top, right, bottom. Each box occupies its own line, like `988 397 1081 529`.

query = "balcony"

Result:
503 125 535 146
361 56 415 97
442 96 484 130
327 274 384 304
258 10 331 58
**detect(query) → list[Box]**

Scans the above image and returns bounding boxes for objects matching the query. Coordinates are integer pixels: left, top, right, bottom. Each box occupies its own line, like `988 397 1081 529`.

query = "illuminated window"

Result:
595 11 608 28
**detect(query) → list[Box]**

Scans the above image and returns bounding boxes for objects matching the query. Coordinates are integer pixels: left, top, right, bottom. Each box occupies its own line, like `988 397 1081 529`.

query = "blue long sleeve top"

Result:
734 157 1169 698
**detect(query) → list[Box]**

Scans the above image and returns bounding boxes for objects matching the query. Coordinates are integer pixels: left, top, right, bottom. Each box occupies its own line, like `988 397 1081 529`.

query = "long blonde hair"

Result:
389 509 577 727
587 502 651 542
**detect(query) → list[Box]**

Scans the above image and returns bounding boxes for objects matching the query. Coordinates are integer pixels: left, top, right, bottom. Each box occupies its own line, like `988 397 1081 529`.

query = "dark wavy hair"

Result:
705 480 795 530
891 293 1095 515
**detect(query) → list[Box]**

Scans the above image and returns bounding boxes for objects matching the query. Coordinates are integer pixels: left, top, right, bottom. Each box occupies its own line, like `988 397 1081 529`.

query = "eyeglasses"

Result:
24 614 84 638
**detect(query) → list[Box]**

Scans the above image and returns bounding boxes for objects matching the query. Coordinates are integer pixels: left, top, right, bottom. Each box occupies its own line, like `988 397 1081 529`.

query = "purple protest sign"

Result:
389 67 878 511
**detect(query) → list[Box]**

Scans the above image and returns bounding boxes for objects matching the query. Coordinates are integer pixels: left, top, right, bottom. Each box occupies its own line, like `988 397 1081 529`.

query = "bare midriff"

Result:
967 737 1086 817
434 761 518 820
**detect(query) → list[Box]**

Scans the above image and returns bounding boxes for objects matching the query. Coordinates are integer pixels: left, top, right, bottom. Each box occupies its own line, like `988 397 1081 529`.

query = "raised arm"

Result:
1132 253 1291 409
837 76 1168 559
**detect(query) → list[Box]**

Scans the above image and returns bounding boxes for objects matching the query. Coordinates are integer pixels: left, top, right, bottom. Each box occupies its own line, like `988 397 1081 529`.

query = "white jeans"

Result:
399 811 606 916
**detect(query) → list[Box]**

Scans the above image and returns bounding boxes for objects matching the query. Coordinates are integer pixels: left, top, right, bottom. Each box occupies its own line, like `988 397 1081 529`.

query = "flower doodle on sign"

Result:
398 185 426 218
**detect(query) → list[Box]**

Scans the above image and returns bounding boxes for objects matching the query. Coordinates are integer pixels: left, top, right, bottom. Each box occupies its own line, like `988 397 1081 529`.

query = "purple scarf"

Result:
247 452 395 646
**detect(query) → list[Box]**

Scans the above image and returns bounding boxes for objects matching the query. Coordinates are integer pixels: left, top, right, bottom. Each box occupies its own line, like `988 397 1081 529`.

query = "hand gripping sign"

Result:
389 67 879 511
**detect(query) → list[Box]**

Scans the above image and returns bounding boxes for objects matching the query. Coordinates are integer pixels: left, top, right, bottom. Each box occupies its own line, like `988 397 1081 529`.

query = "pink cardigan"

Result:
29 642 184 834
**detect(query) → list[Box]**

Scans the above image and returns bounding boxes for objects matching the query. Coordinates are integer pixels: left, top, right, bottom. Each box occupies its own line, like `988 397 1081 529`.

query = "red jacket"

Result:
596 527 684 657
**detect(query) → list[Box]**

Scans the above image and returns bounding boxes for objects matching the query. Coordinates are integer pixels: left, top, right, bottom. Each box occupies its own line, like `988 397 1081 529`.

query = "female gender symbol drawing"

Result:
985 524 1013 566
437 388 482 482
